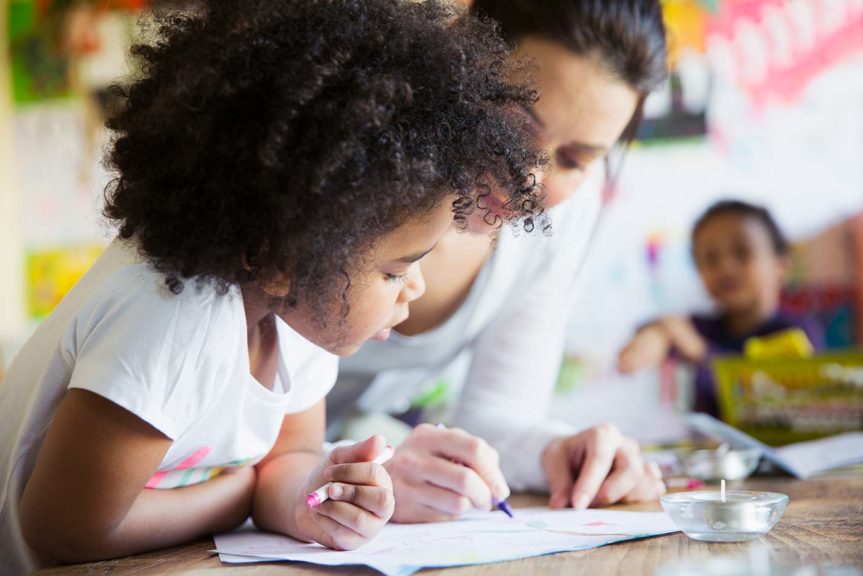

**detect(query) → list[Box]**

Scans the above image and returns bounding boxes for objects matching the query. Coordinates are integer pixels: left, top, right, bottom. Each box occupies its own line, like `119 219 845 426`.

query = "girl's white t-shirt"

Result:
0 239 337 575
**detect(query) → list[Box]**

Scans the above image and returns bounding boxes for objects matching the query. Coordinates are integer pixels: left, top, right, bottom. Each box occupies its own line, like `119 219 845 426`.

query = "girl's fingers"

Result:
328 435 387 466
310 509 365 551
315 499 385 539
325 462 392 490
326 483 394 519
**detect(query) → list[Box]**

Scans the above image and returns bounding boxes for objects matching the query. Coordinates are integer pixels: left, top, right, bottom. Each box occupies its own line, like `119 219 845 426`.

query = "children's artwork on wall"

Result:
15 103 111 247
706 0 863 236
707 0 863 111
26 244 104 319
637 0 713 142
781 286 857 349
783 215 861 348
8 0 144 105
26 244 104 320
9 0 73 104
8 1 145 322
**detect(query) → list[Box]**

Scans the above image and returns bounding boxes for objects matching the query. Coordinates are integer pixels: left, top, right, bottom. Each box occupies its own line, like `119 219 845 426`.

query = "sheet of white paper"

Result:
214 508 678 576
686 413 863 478
773 433 863 478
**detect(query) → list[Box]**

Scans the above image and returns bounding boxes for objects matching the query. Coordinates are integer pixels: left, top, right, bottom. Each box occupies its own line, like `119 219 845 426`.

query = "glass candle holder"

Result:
660 482 788 542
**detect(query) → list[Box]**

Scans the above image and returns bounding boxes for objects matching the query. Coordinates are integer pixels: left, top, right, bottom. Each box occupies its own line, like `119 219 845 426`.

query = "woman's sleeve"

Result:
449 190 603 492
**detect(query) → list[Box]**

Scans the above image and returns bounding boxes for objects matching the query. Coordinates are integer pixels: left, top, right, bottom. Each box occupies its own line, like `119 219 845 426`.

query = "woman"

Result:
330 0 670 522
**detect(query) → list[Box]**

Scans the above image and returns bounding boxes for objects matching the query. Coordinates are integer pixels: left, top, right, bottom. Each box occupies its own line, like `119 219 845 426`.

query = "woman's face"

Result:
517 37 640 208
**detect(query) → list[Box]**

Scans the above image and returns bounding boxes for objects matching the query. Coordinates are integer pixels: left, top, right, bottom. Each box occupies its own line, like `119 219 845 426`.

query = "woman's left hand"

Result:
541 423 666 509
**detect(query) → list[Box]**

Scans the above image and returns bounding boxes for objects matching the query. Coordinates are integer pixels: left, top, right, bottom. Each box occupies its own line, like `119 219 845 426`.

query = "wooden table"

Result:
34 473 863 575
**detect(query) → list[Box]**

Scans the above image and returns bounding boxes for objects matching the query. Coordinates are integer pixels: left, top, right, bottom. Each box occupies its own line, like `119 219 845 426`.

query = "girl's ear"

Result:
259 273 292 301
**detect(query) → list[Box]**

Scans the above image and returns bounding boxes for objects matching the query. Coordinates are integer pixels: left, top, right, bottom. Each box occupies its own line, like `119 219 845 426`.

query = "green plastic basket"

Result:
712 351 863 445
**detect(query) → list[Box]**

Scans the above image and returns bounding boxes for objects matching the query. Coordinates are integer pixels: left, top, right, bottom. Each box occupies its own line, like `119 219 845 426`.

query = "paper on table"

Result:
772 433 863 478
686 413 863 478
214 508 679 576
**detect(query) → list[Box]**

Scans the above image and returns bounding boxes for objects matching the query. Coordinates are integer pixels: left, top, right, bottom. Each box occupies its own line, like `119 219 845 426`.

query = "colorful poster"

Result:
26 244 103 318
9 0 73 104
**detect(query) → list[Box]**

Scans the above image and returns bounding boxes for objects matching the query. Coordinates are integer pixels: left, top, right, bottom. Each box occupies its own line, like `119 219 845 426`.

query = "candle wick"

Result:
721 479 726 502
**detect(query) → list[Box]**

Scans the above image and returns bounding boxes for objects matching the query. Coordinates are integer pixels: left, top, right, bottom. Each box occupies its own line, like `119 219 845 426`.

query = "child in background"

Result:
618 200 825 416
0 0 544 572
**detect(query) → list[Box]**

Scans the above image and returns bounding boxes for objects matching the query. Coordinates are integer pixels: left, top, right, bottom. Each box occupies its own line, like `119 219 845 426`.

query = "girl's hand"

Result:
383 424 510 523
542 424 666 510
658 316 707 363
298 435 394 550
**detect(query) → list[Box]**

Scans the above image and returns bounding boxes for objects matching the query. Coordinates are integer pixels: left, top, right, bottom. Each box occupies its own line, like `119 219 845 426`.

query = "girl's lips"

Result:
372 310 407 341
716 278 742 294
372 327 392 341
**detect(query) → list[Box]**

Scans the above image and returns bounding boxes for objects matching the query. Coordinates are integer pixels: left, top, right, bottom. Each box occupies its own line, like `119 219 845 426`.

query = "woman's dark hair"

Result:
104 0 544 317
470 0 668 145
692 200 790 256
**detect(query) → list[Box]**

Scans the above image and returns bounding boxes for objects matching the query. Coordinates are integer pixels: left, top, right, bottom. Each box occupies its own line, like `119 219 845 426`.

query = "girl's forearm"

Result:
40 466 256 564
252 451 322 541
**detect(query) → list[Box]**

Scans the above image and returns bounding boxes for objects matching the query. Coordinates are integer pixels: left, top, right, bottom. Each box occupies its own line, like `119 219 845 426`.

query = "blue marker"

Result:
493 496 515 518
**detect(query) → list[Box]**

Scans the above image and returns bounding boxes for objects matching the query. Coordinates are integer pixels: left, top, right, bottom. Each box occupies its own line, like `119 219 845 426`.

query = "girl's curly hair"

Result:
103 0 545 314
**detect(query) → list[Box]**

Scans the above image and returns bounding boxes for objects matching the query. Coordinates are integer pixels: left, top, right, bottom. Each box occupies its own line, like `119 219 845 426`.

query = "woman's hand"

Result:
542 424 666 509
384 424 510 523
296 435 395 550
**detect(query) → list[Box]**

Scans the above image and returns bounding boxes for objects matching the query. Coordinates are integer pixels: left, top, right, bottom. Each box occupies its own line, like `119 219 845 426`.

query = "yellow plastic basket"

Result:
712 351 863 445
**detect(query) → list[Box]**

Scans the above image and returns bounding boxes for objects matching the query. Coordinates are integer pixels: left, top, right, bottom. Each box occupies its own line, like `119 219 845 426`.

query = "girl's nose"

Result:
400 263 426 304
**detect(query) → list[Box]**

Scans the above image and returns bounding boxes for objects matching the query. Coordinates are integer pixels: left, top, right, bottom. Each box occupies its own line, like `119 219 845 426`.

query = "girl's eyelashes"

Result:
385 273 409 284
555 148 585 171
520 103 543 128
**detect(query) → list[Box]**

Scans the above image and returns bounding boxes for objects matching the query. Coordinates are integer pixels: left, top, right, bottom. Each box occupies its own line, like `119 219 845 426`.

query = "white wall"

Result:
0 4 26 369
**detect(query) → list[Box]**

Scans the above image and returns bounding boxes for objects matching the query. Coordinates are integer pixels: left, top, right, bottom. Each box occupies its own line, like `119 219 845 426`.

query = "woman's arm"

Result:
455 287 666 507
20 389 255 564
451 191 664 506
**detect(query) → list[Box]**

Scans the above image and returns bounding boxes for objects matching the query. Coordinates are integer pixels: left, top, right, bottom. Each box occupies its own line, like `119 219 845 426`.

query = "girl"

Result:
617 200 825 415
0 0 544 572
329 0 671 522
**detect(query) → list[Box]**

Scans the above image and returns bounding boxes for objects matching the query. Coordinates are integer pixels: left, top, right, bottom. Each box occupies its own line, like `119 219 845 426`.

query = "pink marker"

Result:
666 477 706 490
306 445 395 508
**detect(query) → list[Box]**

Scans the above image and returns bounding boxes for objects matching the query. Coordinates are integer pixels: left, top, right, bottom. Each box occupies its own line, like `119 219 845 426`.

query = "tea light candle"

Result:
660 479 789 542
